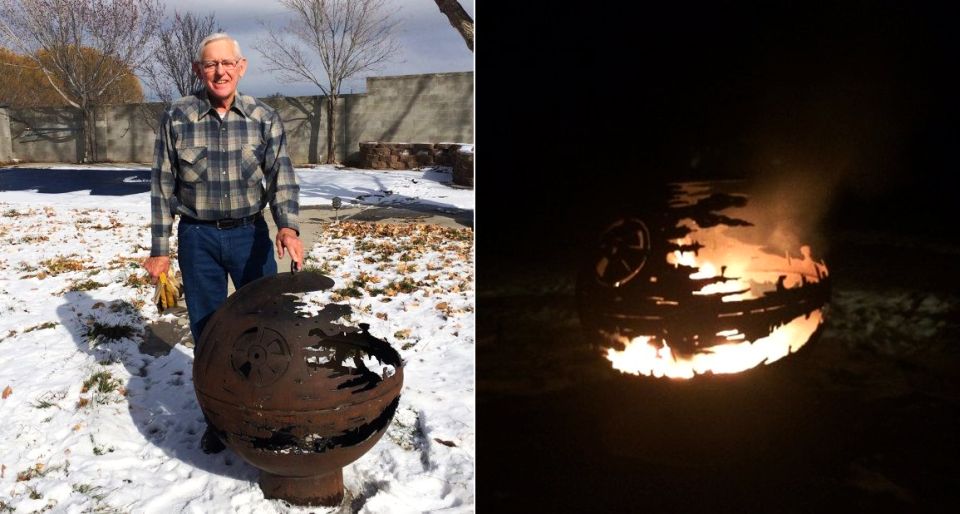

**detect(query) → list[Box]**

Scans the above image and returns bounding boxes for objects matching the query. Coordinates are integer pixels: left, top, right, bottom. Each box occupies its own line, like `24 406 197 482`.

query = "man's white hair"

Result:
195 32 244 62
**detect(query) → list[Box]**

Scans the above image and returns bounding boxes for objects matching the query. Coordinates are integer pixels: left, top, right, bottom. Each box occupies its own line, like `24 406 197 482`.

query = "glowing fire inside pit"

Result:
577 181 831 379
605 308 825 379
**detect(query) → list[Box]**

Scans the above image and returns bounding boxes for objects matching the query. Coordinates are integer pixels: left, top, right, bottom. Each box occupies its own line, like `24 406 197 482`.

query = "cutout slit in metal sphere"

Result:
194 271 404 506
577 181 831 379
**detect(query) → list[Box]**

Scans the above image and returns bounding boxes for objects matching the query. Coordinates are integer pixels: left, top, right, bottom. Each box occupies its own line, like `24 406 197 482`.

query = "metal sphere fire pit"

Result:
577 180 831 379
193 271 403 506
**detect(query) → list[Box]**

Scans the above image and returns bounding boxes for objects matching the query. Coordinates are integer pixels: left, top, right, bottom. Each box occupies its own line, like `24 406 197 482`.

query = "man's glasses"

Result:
199 59 243 72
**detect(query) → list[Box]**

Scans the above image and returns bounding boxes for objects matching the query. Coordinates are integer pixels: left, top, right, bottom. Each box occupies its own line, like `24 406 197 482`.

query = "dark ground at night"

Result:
477 2 959 512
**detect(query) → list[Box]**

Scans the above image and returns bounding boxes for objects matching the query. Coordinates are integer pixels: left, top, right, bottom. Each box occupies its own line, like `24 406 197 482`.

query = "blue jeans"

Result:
177 215 277 346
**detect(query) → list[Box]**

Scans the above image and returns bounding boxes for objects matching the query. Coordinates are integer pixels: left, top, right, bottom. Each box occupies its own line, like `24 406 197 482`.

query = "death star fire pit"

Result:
577 180 831 379
193 271 403 506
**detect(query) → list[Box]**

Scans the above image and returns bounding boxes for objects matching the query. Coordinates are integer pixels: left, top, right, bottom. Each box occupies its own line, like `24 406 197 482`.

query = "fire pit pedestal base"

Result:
260 470 344 507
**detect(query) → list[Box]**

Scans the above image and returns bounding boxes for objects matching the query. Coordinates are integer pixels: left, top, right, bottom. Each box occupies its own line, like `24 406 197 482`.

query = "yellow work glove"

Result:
153 272 183 312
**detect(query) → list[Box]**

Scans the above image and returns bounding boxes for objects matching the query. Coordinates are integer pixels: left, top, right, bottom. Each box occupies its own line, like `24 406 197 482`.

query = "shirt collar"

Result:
195 90 251 121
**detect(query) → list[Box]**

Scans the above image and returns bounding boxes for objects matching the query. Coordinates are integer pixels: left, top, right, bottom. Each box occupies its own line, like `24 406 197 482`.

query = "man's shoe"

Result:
201 426 226 454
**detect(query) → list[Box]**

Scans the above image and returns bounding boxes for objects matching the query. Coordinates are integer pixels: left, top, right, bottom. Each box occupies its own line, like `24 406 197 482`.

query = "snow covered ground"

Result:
0 166 474 512
296 165 473 212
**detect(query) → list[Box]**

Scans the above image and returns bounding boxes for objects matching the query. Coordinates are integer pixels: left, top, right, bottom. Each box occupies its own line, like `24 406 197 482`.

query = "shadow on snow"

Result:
56 291 256 482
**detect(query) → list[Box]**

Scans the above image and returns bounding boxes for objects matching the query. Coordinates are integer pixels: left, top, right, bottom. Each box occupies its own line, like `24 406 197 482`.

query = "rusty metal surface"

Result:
193 271 403 506
260 469 345 506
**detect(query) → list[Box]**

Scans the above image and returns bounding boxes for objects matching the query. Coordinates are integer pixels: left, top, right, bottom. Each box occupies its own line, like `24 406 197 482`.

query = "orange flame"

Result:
606 238 828 379
605 310 823 379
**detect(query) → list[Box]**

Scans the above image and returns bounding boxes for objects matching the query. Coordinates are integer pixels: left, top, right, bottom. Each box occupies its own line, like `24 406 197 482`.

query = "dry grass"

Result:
38 256 89 277
124 273 152 288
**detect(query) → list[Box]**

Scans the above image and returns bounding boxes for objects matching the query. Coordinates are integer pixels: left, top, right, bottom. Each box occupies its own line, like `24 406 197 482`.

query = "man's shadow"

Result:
56 291 256 481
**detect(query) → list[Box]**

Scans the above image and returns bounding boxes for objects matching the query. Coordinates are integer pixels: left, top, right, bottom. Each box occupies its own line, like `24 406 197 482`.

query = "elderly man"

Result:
143 33 303 452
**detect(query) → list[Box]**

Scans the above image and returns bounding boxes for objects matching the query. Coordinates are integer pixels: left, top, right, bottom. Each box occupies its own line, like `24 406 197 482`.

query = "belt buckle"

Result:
216 218 237 230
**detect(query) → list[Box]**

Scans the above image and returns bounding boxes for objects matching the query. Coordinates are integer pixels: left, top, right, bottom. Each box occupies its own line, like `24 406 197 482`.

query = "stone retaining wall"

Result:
357 142 463 168
453 146 474 187
358 141 474 187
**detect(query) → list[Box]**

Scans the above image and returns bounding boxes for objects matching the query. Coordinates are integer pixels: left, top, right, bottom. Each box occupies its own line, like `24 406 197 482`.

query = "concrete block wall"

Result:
97 103 165 163
343 72 473 164
262 95 328 165
3 71 473 165
8 107 84 162
0 108 12 163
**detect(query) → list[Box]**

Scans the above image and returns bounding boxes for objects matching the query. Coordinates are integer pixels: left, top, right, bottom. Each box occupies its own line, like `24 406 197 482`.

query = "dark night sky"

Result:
479 1 957 254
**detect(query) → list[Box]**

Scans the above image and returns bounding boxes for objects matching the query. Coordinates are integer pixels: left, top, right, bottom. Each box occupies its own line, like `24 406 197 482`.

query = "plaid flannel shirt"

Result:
150 92 300 256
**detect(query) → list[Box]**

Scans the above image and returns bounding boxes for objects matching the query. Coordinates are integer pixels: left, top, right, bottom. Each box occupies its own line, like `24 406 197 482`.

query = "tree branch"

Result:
433 0 473 52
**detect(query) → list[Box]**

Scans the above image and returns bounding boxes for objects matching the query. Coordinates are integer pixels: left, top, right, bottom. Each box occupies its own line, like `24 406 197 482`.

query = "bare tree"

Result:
0 0 162 162
255 0 401 164
142 11 221 105
434 0 473 51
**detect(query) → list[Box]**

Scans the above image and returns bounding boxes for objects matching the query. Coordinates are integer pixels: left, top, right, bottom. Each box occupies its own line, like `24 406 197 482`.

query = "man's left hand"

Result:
276 227 304 271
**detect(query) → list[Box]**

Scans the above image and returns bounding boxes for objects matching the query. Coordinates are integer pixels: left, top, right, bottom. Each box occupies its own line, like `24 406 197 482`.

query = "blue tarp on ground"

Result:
0 168 150 196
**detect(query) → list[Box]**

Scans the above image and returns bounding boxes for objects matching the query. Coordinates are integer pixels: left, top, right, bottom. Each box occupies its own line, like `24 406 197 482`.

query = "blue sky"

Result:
158 0 474 98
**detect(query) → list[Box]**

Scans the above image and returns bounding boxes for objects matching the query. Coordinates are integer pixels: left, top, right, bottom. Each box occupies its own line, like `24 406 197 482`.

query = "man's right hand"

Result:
143 256 171 284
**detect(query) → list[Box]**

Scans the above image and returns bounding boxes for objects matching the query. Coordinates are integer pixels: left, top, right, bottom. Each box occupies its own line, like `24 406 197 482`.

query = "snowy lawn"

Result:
295 165 473 212
0 167 474 513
